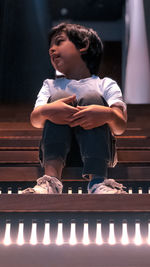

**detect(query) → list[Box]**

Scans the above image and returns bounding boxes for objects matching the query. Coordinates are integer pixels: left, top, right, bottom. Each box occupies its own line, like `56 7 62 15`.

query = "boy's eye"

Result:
55 39 64 45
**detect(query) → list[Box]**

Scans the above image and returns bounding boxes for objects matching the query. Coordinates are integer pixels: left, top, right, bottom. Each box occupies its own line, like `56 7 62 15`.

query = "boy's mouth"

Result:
52 55 63 67
52 55 62 67
52 54 60 62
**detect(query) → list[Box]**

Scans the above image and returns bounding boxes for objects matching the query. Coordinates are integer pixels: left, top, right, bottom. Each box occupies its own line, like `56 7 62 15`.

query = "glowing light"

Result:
148 188 150 194
82 222 90 245
68 187 72 194
134 221 142 246
60 8 68 16
78 187 82 194
17 221 25 246
8 188 12 194
18 188 22 194
56 222 64 245
30 222 37 245
43 222 50 245
69 221 77 245
0 188 2 194
95 221 103 245
147 222 150 245
138 187 142 194
121 221 129 245
3 221 12 246
128 188 133 194
108 221 116 245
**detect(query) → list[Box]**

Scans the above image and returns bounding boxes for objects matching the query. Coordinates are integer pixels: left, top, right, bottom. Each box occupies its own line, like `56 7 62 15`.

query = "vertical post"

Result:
124 0 150 103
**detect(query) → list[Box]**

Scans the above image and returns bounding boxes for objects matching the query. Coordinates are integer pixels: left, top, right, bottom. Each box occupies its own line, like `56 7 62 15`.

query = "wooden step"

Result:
0 149 150 163
0 194 150 212
0 135 150 149
0 164 149 182
0 127 150 136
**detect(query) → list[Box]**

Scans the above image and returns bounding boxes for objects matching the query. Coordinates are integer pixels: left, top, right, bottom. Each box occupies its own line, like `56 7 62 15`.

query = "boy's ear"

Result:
79 40 89 54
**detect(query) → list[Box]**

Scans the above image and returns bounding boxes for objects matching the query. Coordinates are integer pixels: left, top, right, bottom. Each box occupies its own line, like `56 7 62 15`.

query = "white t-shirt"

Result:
34 75 126 112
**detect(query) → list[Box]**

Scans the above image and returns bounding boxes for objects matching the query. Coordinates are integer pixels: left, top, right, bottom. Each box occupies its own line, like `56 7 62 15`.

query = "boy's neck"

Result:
65 66 91 80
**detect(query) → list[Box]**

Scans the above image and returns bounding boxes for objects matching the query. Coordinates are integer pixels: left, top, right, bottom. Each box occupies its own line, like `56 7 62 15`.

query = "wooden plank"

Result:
0 129 42 136
0 136 150 148
116 137 150 148
0 164 149 182
0 140 39 148
108 165 150 181
0 150 150 163
0 166 43 181
122 129 150 136
0 194 150 212
117 150 150 162
0 151 39 163
0 128 150 137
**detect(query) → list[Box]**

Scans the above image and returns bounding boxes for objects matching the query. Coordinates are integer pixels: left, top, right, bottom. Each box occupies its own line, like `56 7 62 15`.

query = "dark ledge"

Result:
0 194 150 212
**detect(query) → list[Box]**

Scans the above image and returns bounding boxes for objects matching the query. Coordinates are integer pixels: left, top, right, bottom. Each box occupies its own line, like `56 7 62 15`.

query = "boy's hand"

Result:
69 105 111 129
42 95 78 125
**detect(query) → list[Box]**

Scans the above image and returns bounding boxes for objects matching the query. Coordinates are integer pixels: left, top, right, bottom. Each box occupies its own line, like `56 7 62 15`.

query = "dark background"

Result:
0 0 149 104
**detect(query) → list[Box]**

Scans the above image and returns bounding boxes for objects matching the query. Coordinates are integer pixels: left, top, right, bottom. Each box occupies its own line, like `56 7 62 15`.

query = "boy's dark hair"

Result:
48 22 103 75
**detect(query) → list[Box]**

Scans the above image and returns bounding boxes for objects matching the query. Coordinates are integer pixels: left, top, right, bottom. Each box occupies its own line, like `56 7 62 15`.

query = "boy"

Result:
23 22 127 194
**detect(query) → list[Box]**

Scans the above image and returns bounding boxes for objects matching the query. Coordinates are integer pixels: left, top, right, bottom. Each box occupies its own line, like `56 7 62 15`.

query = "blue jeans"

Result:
39 91 114 178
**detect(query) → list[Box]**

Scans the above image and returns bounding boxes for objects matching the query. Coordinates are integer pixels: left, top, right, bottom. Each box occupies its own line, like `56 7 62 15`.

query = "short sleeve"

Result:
101 78 127 113
34 79 51 108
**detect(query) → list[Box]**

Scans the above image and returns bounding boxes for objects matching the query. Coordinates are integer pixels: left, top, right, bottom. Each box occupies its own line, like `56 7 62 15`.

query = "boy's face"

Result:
49 32 83 77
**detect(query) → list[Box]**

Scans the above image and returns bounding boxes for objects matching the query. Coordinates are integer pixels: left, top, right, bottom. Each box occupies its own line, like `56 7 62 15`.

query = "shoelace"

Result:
104 179 126 190
98 184 116 192
89 179 127 194
37 175 63 193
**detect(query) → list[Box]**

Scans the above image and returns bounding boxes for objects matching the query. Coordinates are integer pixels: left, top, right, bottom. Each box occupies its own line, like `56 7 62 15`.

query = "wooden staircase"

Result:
0 103 150 192
0 103 150 267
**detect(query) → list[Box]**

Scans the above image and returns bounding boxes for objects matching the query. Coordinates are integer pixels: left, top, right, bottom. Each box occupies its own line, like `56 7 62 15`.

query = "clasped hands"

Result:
44 94 110 130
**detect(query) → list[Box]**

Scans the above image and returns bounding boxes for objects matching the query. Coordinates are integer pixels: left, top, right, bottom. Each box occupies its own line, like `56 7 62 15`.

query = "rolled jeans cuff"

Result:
82 158 108 178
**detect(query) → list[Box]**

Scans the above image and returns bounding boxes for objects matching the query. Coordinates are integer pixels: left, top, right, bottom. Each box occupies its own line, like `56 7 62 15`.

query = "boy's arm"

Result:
30 95 78 128
70 104 127 135
107 105 127 135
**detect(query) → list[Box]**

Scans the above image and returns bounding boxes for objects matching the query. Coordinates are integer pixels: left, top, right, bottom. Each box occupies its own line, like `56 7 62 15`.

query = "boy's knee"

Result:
78 91 107 106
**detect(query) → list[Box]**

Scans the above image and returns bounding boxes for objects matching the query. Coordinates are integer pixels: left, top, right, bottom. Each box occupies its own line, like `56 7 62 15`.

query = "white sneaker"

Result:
22 175 63 194
88 179 127 194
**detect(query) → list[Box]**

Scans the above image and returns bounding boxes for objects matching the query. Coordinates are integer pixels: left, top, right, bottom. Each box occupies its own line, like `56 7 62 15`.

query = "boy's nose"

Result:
49 46 56 56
